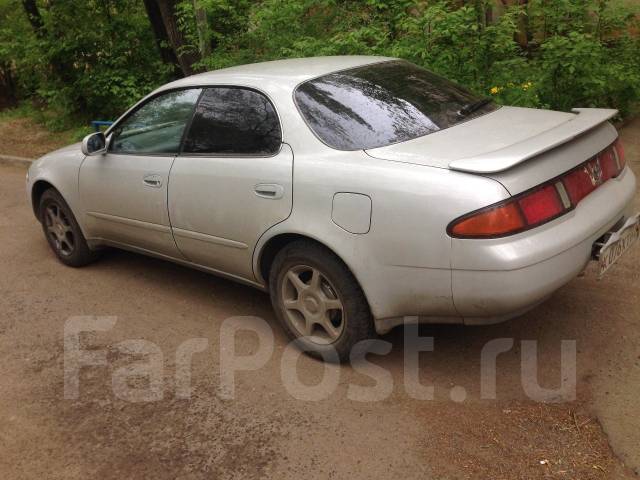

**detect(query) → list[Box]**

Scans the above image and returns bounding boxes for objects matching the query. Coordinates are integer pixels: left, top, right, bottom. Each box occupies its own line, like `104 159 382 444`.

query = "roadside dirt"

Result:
0 117 74 158
0 119 639 479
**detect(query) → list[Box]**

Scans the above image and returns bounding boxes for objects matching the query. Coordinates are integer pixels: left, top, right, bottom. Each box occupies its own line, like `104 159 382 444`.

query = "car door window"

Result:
110 88 202 155
182 87 281 155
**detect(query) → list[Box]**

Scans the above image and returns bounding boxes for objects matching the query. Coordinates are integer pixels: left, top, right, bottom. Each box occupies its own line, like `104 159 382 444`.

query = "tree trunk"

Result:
193 0 211 58
501 0 529 49
515 0 529 49
154 0 201 76
143 0 184 78
0 62 17 108
21 0 45 38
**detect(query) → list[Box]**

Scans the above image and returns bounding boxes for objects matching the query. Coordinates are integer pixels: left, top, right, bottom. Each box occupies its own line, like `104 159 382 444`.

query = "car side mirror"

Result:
81 132 107 156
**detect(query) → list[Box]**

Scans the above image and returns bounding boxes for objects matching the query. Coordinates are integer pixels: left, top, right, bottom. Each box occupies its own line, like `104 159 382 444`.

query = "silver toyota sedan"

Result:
26 56 639 360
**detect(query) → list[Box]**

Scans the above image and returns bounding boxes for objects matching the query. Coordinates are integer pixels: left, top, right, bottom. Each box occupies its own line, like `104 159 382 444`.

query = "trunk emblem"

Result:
585 160 603 186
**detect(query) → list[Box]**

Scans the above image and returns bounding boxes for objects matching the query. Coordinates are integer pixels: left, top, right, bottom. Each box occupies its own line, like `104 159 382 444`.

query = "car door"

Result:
168 86 293 281
79 88 202 257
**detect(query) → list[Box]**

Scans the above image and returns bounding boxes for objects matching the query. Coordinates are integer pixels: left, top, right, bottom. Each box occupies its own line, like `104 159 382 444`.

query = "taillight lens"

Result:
448 138 626 239
563 161 598 204
450 203 525 238
518 184 563 225
599 149 618 182
449 186 563 238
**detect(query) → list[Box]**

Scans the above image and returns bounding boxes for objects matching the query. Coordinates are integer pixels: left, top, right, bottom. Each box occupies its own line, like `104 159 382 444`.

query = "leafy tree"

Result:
1 0 172 122
181 0 638 115
1 0 638 124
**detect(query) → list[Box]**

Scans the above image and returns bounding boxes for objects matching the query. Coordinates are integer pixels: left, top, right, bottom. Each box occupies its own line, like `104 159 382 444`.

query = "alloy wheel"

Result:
281 265 345 345
44 203 75 256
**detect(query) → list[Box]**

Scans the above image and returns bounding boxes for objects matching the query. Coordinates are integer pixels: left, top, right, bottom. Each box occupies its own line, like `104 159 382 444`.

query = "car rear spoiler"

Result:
448 108 618 174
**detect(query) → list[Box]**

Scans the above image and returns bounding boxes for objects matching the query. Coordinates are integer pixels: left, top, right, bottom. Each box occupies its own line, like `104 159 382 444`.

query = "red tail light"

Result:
599 149 618 181
518 184 564 225
448 138 627 239
562 161 598 204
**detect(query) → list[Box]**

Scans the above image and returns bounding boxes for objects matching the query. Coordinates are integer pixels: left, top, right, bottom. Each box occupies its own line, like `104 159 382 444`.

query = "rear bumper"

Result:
451 166 637 320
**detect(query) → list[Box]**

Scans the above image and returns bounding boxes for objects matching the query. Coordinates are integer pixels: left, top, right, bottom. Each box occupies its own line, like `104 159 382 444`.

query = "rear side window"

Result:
182 87 281 155
294 60 498 150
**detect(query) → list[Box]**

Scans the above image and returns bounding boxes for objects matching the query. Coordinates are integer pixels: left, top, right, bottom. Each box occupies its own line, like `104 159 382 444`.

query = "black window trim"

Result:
105 84 284 159
292 58 500 152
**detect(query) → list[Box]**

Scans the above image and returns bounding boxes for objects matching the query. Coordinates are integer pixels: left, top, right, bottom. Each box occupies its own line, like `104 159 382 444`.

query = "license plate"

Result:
597 214 640 278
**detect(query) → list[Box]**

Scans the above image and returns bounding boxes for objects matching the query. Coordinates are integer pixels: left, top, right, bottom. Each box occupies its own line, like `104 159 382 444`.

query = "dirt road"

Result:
0 120 639 479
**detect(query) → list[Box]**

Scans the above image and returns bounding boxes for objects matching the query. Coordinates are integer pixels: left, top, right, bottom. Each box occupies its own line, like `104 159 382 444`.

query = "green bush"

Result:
0 0 170 124
1 0 639 127
188 0 640 117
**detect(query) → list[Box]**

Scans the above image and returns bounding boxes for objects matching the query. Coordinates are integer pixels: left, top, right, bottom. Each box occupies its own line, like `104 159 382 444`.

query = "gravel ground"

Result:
0 118 638 479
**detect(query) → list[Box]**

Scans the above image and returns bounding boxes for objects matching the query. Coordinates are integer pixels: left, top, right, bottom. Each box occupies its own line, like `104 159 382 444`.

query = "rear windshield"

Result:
294 60 498 150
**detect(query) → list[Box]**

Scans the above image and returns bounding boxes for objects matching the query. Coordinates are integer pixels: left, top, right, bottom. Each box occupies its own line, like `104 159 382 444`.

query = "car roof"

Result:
157 55 396 93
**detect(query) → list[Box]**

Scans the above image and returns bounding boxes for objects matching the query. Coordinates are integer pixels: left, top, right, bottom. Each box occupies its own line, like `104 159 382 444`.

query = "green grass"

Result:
0 101 92 142
0 102 36 121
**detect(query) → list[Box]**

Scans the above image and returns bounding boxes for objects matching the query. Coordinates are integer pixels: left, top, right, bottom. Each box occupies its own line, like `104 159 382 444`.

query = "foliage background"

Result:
0 0 639 130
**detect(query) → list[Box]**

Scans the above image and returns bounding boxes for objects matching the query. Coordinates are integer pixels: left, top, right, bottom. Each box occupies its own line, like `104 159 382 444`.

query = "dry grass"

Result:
418 402 633 479
0 117 77 158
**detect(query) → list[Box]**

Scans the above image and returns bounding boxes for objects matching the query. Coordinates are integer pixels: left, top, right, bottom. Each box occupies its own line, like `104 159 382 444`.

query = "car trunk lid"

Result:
366 107 617 175
364 106 618 194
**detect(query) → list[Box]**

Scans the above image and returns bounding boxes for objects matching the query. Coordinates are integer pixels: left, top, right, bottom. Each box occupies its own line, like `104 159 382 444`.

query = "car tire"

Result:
39 189 99 267
269 240 376 362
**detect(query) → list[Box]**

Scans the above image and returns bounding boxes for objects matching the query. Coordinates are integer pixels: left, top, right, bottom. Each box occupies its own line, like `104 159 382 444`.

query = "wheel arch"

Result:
31 179 58 218
257 233 309 285
255 232 370 304
256 231 377 326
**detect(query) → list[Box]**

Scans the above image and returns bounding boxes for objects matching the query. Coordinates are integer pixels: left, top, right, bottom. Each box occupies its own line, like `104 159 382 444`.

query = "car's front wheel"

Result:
39 189 99 267
269 240 376 361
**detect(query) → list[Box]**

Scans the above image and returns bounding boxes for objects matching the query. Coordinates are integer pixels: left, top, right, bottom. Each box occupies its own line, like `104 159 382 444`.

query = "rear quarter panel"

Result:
255 148 511 320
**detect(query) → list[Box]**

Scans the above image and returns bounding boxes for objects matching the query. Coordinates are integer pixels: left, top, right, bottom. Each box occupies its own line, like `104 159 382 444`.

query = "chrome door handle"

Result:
143 174 163 188
254 183 284 199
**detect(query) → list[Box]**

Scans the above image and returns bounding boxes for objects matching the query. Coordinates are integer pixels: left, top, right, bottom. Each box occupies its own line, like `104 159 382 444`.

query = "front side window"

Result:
182 87 281 155
294 60 498 150
110 89 202 155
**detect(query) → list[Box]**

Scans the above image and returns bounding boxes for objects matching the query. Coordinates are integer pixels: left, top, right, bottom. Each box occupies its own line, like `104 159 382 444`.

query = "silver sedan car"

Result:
27 56 638 360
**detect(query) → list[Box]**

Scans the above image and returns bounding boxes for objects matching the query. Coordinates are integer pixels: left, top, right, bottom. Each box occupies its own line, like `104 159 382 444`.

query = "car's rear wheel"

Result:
269 240 375 361
39 189 99 267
